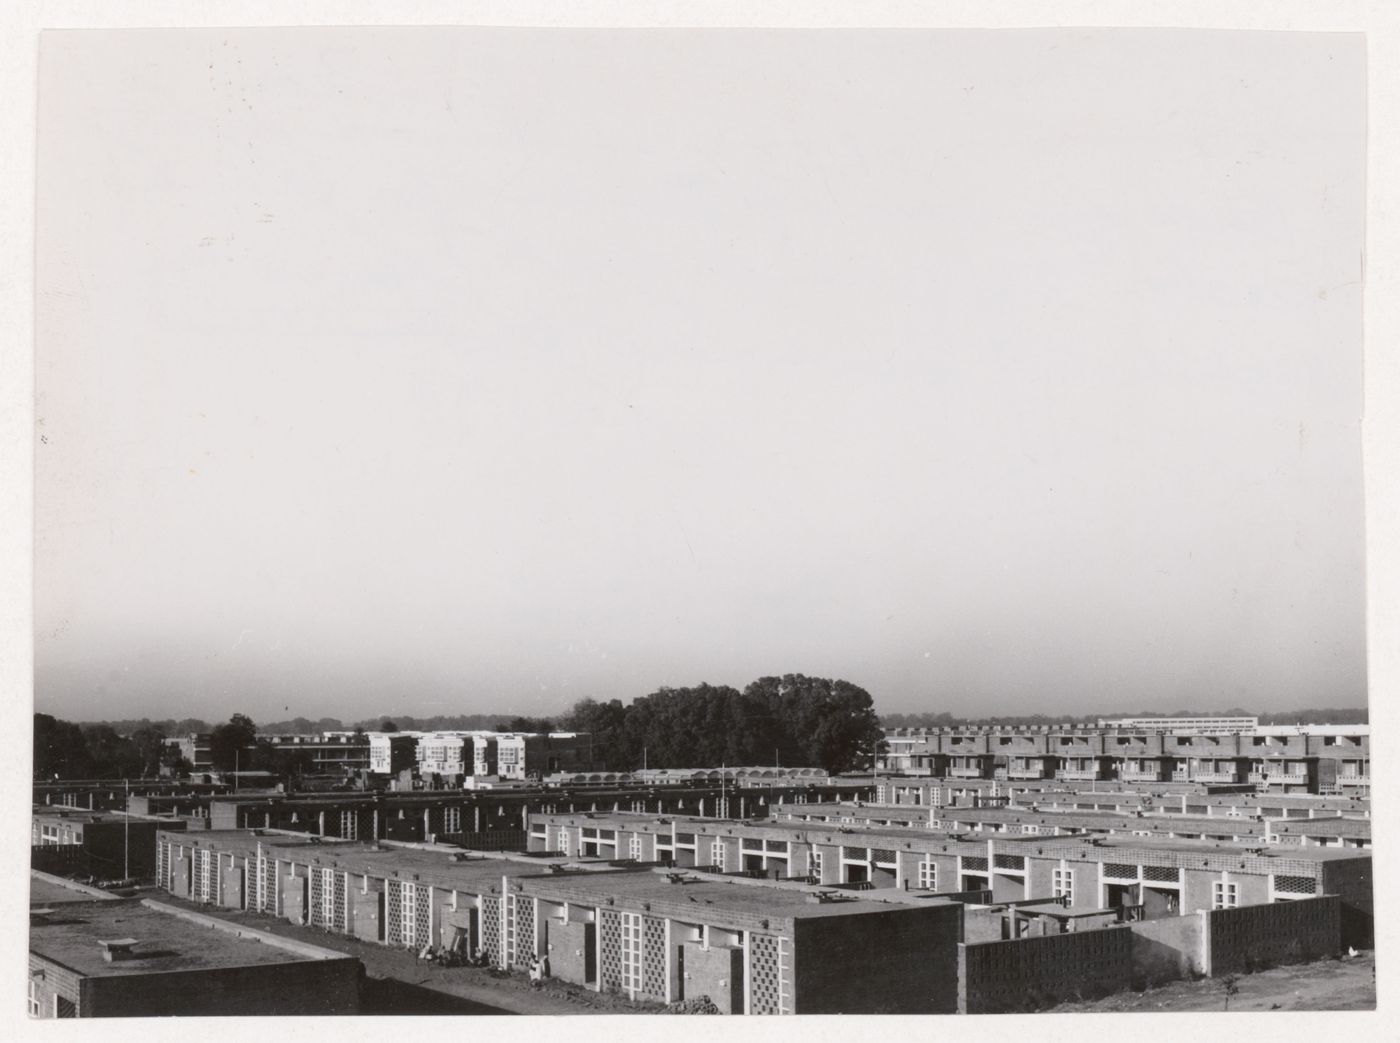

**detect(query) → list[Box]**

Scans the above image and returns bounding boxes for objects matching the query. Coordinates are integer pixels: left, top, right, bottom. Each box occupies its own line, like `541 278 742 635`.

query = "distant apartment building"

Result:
880 724 1368 794
1097 716 1259 734
367 732 420 775
412 731 594 785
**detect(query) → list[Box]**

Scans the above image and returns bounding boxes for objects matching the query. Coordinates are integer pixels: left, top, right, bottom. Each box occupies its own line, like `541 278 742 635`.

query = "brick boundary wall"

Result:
1204 895 1340 976
957 925 1133 1013
31 845 86 874
437 829 528 851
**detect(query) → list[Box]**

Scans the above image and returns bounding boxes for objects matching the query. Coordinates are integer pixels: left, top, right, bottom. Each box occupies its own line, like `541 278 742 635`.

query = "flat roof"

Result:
535 811 1371 866
167 830 603 889
789 804 1267 832
29 873 119 905
1015 902 1116 918
522 867 940 923
29 899 340 977
1016 834 1368 863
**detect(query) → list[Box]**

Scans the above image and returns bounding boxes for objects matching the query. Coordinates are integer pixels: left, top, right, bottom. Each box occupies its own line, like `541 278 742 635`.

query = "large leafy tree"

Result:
209 713 258 771
129 723 169 777
33 713 95 779
561 675 882 773
743 674 883 773
559 697 631 770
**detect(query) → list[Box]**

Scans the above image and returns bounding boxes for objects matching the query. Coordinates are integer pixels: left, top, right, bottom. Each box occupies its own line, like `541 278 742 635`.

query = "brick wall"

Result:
1128 912 1206 985
349 886 383 942
957 925 1133 1013
437 830 527 852
31 845 86 874
1204 895 1340 976
678 942 743 1014
793 903 961 1014
1321 857 1373 948
548 918 590 986
29 955 84 1016
80 956 361 1016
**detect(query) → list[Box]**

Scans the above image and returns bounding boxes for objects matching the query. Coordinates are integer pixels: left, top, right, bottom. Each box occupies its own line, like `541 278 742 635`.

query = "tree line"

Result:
33 714 184 780
33 711 563 781
558 674 883 774
53 713 524 736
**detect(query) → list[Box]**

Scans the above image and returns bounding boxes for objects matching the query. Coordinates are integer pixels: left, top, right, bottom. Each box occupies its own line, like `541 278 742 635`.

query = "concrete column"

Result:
663 918 675 1003
741 930 753 1015
424 808 432 839
318 810 326 836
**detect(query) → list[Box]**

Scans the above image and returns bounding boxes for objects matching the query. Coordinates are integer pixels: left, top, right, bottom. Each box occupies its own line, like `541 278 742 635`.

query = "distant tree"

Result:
129 724 168 777
209 714 258 771
743 674 884 773
379 719 399 733
506 716 556 734
560 698 630 771
81 724 143 778
33 713 95 779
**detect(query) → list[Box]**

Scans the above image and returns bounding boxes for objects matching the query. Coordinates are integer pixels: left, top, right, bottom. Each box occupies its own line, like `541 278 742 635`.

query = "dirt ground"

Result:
1053 952 1376 1013
149 891 666 1015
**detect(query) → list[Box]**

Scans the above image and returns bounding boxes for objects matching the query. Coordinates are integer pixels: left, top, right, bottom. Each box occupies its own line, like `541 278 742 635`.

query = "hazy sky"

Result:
34 28 1366 723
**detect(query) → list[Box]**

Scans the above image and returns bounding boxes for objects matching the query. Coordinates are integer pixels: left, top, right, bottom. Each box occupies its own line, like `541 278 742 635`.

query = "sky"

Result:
33 27 1366 723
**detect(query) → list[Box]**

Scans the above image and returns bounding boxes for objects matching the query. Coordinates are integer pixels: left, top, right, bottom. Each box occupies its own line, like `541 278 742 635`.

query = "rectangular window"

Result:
321 868 336 928
620 911 643 998
28 980 41 1017
340 810 358 840
810 850 823 881
630 835 643 860
918 859 937 890
1212 881 1238 909
443 808 461 833
1052 868 1074 904
402 882 417 945
710 838 726 870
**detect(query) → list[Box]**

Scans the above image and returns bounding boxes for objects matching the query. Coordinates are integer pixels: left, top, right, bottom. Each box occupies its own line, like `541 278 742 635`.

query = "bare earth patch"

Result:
1053 953 1375 1013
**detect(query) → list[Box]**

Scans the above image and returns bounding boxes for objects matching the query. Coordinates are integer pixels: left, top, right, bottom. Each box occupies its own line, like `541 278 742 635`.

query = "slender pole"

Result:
123 778 130 880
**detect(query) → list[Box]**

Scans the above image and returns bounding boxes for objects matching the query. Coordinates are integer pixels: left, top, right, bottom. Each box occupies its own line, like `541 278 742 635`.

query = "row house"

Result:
185 778 874 846
527 811 1373 948
152 829 963 1014
1306 732 1370 791
772 802 1275 847
879 725 1369 794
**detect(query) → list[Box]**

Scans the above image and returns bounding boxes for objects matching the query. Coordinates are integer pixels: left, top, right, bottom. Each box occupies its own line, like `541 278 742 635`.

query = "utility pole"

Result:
123 777 130 881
